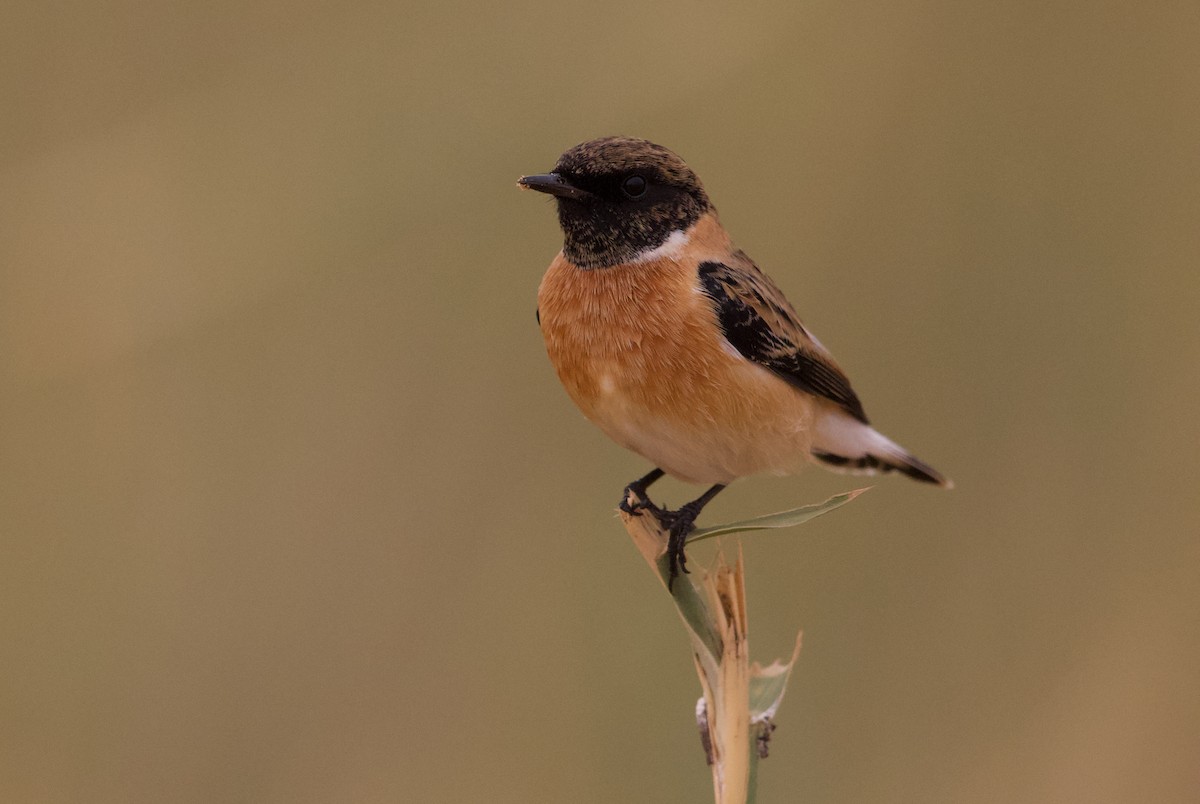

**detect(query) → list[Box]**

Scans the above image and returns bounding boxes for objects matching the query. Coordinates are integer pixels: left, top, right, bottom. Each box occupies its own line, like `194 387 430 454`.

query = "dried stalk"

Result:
620 493 809 803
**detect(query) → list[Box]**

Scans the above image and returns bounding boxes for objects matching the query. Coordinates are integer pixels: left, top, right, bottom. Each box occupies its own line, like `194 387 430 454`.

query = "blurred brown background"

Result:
3 2 1199 802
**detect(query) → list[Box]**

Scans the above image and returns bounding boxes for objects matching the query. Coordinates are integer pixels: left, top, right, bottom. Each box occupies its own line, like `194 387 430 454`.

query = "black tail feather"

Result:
812 450 951 488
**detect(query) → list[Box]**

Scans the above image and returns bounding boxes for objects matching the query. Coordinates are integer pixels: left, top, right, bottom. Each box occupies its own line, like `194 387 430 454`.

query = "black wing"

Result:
697 258 869 424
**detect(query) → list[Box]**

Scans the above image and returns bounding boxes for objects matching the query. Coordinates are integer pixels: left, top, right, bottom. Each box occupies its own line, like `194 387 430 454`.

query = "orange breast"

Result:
536 219 816 484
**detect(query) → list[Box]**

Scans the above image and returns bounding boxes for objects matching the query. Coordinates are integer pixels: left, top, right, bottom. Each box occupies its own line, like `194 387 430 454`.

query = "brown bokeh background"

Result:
3 2 1198 802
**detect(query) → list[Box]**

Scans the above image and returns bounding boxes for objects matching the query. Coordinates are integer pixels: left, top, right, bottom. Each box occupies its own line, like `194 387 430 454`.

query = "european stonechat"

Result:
520 137 950 587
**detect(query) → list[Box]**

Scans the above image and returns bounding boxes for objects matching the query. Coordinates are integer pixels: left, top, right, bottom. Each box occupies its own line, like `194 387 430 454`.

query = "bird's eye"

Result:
621 175 648 199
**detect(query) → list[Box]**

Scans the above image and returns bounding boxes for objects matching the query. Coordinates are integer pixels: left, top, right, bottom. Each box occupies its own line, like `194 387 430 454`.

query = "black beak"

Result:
517 172 596 203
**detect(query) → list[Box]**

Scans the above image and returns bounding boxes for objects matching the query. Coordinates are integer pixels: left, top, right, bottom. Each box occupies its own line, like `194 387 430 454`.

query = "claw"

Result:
620 477 725 594
620 468 666 518
665 509 699 592
620 487 659 517
618 494 645 516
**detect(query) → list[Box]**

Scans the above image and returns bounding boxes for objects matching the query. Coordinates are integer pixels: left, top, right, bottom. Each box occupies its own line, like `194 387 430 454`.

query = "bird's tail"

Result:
810 412 952 489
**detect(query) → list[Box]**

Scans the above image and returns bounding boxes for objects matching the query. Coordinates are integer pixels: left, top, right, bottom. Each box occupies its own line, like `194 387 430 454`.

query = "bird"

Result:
518 136 950 589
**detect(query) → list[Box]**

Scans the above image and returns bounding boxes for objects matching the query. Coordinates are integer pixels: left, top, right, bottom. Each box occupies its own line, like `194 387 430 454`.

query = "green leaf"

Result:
686 488 869 544
746 637 802 803
660 552 724 662
749 655 798 723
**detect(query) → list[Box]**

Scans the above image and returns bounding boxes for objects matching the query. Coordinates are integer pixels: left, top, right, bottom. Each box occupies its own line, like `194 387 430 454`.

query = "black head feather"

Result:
526 137 713 269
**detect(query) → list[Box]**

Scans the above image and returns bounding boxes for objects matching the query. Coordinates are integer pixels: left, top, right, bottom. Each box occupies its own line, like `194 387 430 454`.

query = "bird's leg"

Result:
657 484 727 591
619 467 666 516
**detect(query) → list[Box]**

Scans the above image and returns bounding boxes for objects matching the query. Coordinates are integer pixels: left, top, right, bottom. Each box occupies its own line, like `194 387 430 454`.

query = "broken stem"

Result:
619 490 814 804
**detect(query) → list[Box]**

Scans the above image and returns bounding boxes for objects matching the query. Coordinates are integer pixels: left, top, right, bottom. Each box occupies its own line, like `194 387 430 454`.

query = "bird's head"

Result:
518 137 712 269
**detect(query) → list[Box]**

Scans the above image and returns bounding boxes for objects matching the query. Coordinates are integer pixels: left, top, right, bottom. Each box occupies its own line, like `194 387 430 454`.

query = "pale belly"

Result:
578 357 816 485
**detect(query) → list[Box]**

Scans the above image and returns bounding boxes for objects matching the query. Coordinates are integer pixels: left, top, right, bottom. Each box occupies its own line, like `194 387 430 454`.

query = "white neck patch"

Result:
628 228 689 263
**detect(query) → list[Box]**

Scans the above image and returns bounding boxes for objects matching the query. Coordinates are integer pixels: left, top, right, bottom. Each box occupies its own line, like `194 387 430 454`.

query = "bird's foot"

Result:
619 482 663 518
655 502 704 592
618 489 649 516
